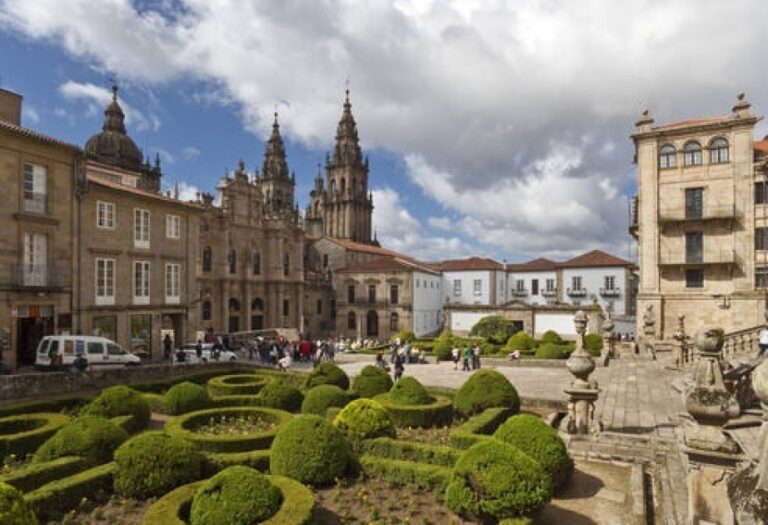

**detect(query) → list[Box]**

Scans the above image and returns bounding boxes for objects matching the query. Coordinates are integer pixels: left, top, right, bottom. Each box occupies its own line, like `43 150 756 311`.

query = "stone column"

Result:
561 310 600 435
683 328 741 525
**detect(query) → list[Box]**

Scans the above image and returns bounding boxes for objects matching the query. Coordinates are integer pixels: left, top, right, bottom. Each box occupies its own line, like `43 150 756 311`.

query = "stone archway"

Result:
366 310 378 338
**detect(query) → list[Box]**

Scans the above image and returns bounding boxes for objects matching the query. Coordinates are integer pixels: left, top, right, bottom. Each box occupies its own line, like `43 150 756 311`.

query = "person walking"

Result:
389 340 398 364
758 326 768 358
473 344 482 369
403 341 412 364
163 334 173 362
451 346 460 370
462 345 471 371
195 339 203 360
393 352 405 382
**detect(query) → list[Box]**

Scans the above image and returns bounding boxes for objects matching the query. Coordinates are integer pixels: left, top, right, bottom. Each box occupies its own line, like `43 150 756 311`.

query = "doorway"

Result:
366 310 378 338
17 314 53 366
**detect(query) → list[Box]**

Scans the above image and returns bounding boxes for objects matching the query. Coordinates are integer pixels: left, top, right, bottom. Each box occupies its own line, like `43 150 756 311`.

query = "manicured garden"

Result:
0 362 577 524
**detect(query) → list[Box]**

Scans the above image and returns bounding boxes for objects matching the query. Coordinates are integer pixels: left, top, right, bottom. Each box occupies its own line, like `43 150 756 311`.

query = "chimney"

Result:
0 88 23 126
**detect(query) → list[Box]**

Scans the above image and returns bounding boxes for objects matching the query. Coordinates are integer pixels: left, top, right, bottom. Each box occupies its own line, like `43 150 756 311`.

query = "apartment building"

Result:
438 257 507 306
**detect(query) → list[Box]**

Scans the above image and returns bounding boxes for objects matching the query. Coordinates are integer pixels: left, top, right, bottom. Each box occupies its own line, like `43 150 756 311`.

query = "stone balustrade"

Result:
722 325 762 358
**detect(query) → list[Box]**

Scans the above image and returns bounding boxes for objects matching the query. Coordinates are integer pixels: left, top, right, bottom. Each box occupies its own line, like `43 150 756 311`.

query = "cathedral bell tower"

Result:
257 112 296 217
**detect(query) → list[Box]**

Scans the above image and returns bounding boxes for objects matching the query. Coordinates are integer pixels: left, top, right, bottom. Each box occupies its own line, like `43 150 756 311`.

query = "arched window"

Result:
330 180 337 194
389 312 399 332
709 137 729 164
202 300 212 321
347 311 357 330
251 298 264 311
229 298 240 312
283 254 290 276
202 246 212 272
228 249 236 274
341 178 346 194
252 252 261 275
683 141 702 166
658 144 677 169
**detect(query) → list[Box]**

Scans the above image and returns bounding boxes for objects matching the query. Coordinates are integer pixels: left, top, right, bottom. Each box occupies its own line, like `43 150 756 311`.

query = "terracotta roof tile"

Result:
435 256 504 271
87 174 204 210
755 139 768 153
338 256 439 274
506 257 558 272
653 115 732 131
324 237 416 261
0 120 81 151
558 250 632 268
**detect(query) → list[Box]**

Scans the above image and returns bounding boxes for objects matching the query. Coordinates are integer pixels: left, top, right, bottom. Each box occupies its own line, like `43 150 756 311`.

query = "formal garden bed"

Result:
0 361 636 524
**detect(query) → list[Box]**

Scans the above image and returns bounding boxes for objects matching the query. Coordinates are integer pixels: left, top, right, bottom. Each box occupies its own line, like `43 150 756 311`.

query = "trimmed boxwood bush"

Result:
80 386 150 432
0 481 37 525
470 315 517 345
142 393 168 414
584 333 603 357
333 399 395 441
190 466 282 525
257 378 304 411
207 375 267 397
360 455 452 491
534 343 570 360
165 406 293 453
165 382 211 415
25 462 115 521
203 449 271 476
374 395 453 428
493 414 573 489
270 415 350 485
445 439 552 521
505 331 535 352
449 407 515 449
0 412 70 458
393 330 416 343
540 330 563 344
33 416 128 465
388 377 433 405
0 456 88 492
304 362 350 390
301 385 352 416
453 369 520 418
351 365 393 398
360 437 459 467
432 331 461 361
114 432 203 499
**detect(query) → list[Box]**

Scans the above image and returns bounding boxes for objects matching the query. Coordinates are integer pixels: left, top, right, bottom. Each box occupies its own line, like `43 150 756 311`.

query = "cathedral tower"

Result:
257 112 296 216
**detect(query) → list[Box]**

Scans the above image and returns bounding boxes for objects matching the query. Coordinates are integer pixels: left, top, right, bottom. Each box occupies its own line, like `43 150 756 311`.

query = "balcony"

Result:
511 288 528 297
599 287 622 297
658 250 737 268
10 264 68 289
567 288 588 297
541 288 558 297
658 204 737 224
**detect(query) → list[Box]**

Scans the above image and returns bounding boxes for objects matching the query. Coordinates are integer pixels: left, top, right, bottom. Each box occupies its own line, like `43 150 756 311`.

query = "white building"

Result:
506 258 559 306
437 257 507 306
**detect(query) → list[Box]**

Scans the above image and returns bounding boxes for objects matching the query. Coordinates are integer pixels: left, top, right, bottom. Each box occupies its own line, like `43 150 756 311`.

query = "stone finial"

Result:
562 310 600 435
732 92 751 118
635 109 654 132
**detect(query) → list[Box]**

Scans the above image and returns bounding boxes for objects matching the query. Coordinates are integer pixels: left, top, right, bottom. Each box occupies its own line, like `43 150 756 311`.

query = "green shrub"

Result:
0 412 70 459
359 455 452 491
25 462 115 521
80 386 150 432
584 333 603 357
142 392 168 413
505 332 535 351
203 449 271 476
333 399 395 441
142 481 202 525
445 439 552 521
375 394 453 428
0 481 37 525
0 456 88 492
110 414 136 433
493 414 573 489
388 377 433 405
33 416 127 465
207 375 267 397
432 331 460 361
449 407 515 449
534 343 570 360
540 330 563 344
453 369 520 418
470 315 518 345
257 378 304 411
304 362 350 390
164 382 211 415
270 415 350 485
190 466 282 525
393 330 416 343
360 437 459 467
351 365 393 398
113 432 203 499
301 385 352 416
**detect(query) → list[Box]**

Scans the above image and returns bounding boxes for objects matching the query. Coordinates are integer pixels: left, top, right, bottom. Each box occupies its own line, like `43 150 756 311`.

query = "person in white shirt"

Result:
758 327 768 358
278 352 292 371
451 346 460 370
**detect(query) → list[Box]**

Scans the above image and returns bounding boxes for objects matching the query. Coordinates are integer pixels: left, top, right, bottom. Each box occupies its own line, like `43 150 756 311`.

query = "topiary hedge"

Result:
445 439 552 522
351 365 393 398
203 449 271 476
113 432 203 499
0 456 88 492
432 331 461 361
0 481 38 525
304 362 350 390
375 394 453 428
584 333 603 357
493 414 573 489
207 375 267 397
540 330 563 344
256 379 304 411
80 385 150 433
33 416 127 465
301 385 352 416
360 437 459 467
190 466 282 525
270 415 350 485
165 406 293 453
25 462 115 521
505 331 535 352
164 382 211 415
332 399 395 441
359 455 452 491
534 343 570 360
449 407 515 449
453 369 520 418
388 377 433 405
0 412 70 459
142 392 168 414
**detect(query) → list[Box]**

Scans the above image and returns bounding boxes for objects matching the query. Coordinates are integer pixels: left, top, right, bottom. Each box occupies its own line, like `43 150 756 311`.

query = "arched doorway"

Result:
366 310 378 338
251 298 264 330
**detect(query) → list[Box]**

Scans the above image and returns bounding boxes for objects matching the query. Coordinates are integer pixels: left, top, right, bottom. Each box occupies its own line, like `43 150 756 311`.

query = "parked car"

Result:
174 343 237 364
35 335 141 370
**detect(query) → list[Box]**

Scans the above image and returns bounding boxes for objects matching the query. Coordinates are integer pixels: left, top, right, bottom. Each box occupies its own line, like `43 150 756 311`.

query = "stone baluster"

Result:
561 311 600 436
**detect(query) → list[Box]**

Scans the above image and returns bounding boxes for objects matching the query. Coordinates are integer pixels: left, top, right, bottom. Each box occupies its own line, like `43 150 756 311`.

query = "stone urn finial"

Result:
566 310 595 387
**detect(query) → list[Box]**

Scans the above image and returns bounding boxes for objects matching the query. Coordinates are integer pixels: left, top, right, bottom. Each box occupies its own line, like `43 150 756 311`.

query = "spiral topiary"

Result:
453 369 520 418
388 377 433 405
304 362 350 390
113 432 203 499
493 414 573 489
257 378 304 412
80 385 150 432
301 385 352 416
445 439 552 521
33 415 128 465
164 382 211 415
333 398 395 441
190 466 282 525
0 481 38 525
270 415 350 485
351 365 393 398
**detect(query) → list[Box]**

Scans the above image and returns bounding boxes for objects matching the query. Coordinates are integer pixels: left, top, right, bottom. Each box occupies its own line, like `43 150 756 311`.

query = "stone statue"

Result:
672 314 689 367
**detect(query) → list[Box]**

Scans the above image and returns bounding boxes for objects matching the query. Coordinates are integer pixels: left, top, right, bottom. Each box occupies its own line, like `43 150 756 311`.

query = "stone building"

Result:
631 94 768 339
0 89 80 368
197 115 304 335
437 257 507 306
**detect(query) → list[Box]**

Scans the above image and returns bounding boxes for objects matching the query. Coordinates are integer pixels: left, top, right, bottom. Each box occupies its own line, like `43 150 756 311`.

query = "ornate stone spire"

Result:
261 112 289 180
331 89 363 166
102 84 127 134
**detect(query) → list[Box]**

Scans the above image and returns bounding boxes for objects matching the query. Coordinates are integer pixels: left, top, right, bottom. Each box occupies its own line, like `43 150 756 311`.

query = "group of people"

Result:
450 344 482 371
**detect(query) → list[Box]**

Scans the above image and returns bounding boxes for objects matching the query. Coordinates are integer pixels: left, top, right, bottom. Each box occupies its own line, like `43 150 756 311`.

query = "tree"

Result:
469 315 518 345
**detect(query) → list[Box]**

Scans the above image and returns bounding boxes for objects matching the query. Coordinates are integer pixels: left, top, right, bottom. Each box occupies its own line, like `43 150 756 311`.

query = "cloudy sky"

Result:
1 0 767 262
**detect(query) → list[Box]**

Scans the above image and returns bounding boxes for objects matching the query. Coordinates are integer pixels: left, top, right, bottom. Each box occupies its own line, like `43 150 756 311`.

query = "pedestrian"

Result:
473 344 482 369
389 340 398 363
451 346 460 370
163 334 173 361
758 326 768 359
462 345 471 371
393 352 404 382
195 339 203 360
278 352 292 372
403 341 412 364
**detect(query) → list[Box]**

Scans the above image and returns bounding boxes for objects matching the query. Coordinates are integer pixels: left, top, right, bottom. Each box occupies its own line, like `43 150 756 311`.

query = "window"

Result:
96 258 115 305
390 285 399 305
683 141 702 166
316 299 322 315
202 246 212 272
97 201 115 229
202 300 212 321
283 254 290 276
322 254 329 268
368 284 376 303
416 279 420 288
709 138 729 164
165 263 180 303
166 214 181 239
23 163 46 213
133 261 150 305
283 299 289 317
22 232 47 286
572 276 582 291
228 249 236 274
756 228 768 251
685 188 703 219
347 285 355 303
686 269 704 288
390 312 399 332
756 182 767 205
253 252 261 275
229 298 240 312
686 231 703 263
252 298 263 311
530 279 538 295
515 279 525 292
546 278 555 291
133 208 150 249
453 279 461 296
604 275 615 290
473 279 482 296
658 144 677 169
756 267 768 288
348 311 357 330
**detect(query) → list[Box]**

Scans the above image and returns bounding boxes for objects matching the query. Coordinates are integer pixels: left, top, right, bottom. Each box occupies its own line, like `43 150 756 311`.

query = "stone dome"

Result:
84 87 143 171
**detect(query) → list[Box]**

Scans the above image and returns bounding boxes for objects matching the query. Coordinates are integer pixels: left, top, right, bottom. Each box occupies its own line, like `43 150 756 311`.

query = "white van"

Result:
35 335 141 370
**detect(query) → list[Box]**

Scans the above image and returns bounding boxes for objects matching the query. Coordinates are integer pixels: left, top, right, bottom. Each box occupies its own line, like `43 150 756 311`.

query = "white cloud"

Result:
162 181 201 202
22 105 39 124
182 146 200 160
427 217 453 230
58 80 161 131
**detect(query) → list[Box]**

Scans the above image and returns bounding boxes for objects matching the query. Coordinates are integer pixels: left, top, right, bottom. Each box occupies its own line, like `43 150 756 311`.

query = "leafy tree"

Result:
469 316 518 345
